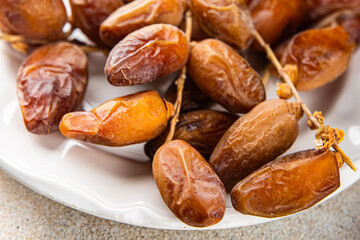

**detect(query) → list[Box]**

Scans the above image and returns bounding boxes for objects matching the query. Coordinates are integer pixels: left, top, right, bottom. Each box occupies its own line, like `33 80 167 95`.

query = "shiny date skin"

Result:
0 0 67 41
153 140 226 227
189 0 254 50
144 110 238 159
277 26 355 91
209 99 303 191
188 39 266 113
60 90 174 147
17 41 88 135
231 149 341 218
70 0 124 46
105 24 189 86
100 0 186 47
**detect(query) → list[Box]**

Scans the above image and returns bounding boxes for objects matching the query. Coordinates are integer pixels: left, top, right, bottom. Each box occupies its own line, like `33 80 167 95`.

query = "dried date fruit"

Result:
276 26 355 91
164 76 212 113
105 24 189 86
209 99 303 191
0 0 67 41
145 110 238 159
153 140 226 227
100 0 186 47
16 41 88 135
188 39 266 113
231 149 341 218
60 90 174 146
70 0 124 46
247 0 305 48
189 0 254 50
305 0 360 23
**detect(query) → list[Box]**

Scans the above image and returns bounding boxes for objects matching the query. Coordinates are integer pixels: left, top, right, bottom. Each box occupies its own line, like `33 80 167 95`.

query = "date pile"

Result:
1 0 359 228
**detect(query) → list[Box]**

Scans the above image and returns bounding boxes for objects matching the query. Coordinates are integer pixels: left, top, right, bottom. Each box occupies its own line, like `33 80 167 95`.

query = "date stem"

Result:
253 29 357 172
165 10 193 144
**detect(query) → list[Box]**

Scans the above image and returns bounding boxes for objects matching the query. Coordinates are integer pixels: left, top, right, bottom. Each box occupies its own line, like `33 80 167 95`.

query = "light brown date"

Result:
153 140 226 227
145 110 238 159
277 26 355 91
189 0 254 50
17 42 88 135
100 0 186 47
209 99 303 191
105 24 189 86
59 90 174 146
188 39 266 113
70 0 124 46
0 0 67 41
231 149 341 218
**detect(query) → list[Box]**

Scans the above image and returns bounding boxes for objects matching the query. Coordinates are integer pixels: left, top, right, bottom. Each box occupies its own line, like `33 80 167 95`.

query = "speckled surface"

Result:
0 169 359 239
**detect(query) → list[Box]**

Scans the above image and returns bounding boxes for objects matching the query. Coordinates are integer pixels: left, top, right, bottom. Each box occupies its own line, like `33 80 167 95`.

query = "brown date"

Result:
247 0 305 49
189 0 254 50
153 140 226 227
0 0 67 41
188 39 266 113
277 26 355 91
231 149 341 218
145 110 238 159
105 24 189 86
209 99 303 191
100 0 186 47
17 42 88 135
60 90 174 147
305 0 360 23
70 0 124 46
164 76 212 113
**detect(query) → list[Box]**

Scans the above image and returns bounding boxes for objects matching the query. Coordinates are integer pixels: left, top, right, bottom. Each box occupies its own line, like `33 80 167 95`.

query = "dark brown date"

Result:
145 110 238 159
209 99 303 191
100 0 186 47
0 0 67 41
17 42 88 135
189 0 254 50
70 0 124 46
153 140 226 227
60 90 174 146
247 0 305 48
231 149 341 218
188 39 266 113
277 26 355 91
105 24 189 86
164 76 212 113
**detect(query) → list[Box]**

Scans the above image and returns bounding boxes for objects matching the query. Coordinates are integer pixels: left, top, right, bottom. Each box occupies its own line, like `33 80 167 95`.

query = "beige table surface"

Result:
0 169 359 239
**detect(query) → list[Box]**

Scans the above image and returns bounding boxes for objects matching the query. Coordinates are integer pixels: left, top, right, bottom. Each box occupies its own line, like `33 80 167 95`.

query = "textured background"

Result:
1 169 359 239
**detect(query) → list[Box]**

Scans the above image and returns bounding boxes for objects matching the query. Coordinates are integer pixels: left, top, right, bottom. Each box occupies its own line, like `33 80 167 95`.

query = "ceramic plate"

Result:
0 39 359 230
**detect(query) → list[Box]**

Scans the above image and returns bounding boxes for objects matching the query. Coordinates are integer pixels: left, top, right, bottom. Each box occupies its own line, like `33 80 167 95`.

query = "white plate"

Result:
0 40 360 230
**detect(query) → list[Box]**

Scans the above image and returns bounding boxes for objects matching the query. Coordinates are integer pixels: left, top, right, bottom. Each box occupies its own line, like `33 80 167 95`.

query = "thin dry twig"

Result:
253 29 357 171
165 10 192 144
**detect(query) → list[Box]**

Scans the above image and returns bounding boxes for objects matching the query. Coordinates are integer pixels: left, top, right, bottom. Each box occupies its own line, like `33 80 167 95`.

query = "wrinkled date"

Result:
189 0 254 50
17 41 88 135
0 0 67 41
164 76 212 113
209 99 303 191
100 0 186 47
247 0 304 48
305 0 360 23
188 39 266 113
105 24 189 86
60 90 174 146
277 26 355 91
153 140 226 227
145 110 238 159
231 149 341 218
70 0 124 45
